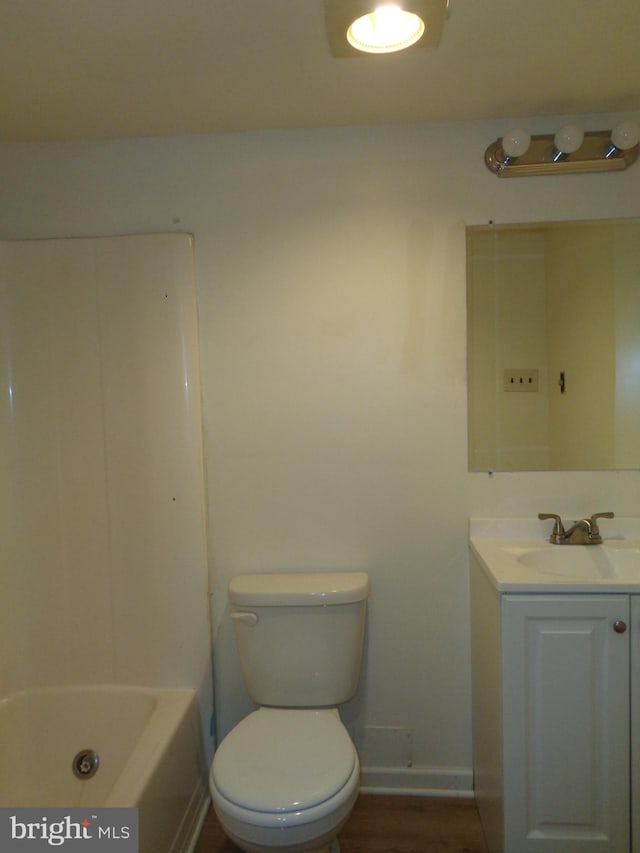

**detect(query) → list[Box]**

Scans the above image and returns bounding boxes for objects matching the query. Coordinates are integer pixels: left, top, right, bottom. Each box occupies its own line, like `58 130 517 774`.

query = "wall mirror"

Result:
467 218 640 472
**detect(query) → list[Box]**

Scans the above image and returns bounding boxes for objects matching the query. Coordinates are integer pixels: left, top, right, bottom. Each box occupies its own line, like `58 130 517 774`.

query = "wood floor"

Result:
193 794 489 853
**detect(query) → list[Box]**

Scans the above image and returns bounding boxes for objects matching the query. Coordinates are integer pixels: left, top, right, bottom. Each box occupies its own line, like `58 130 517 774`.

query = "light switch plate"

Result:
503 368 539 392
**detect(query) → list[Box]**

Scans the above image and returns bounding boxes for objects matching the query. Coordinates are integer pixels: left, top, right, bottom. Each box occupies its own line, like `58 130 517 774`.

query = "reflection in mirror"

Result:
467 219 640 472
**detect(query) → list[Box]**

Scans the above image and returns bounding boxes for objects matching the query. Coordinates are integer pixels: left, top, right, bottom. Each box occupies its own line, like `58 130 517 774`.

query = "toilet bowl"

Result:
210 572 369 851
210 707 359 852
210 708 360 852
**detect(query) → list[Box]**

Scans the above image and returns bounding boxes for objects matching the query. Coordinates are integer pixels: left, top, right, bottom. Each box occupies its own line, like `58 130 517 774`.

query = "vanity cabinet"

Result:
471 556 637 853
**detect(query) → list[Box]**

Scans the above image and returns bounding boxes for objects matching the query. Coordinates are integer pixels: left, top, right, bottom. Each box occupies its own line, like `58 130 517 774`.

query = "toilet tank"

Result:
229 572 369 708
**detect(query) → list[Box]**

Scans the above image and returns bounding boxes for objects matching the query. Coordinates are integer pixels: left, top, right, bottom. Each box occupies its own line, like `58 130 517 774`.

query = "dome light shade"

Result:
347 4 425 54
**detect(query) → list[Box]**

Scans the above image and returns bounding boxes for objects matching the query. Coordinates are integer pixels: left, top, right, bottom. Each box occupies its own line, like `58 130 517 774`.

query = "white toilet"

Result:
209 571 369 853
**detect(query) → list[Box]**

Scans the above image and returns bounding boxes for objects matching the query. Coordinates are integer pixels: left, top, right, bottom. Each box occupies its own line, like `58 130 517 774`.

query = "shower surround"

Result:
0 234 212 850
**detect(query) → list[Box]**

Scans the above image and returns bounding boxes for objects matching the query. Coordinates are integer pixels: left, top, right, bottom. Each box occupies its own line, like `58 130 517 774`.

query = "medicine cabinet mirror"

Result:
467 218 640 472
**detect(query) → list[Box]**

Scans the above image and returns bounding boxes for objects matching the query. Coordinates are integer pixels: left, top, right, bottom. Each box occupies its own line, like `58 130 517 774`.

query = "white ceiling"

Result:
2 0 640 143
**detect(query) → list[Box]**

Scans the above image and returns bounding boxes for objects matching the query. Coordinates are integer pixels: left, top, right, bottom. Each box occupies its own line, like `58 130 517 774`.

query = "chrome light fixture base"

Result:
485 129 639 177
324 0 448 58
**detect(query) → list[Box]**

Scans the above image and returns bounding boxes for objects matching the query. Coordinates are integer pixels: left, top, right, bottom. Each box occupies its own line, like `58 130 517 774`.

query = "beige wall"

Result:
2 114 640 793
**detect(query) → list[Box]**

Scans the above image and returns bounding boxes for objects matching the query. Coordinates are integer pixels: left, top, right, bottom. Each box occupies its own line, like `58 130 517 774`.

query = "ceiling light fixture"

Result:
485 120 640 177
347 4 425 54
324 0 448 58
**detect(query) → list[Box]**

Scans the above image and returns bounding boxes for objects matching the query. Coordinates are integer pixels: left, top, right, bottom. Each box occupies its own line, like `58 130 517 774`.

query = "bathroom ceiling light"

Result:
347 5 425 54
324 0 448 58
485 121 640 177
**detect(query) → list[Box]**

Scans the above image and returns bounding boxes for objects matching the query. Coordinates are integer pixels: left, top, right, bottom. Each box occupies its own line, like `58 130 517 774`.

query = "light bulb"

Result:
347 3 425 54
611 120 640 151
553 124 584 161
501 128 531 160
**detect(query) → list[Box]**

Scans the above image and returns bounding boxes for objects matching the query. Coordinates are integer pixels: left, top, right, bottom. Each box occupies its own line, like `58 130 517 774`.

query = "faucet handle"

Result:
538 513 566 542
589 512 615 536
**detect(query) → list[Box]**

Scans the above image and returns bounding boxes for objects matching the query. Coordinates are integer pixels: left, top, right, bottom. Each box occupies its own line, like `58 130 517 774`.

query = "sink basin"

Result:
469 518 640 592
509 542 640 579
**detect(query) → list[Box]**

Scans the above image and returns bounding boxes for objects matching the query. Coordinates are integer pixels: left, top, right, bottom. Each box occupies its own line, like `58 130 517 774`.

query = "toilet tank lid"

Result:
229 572 369 607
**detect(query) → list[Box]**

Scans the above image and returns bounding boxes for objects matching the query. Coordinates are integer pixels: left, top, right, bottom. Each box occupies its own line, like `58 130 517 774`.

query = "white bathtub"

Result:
0 685 210 853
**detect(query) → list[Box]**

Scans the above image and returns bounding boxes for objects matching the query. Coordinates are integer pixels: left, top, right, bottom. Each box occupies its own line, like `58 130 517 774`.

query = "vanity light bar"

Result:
485 127 640 177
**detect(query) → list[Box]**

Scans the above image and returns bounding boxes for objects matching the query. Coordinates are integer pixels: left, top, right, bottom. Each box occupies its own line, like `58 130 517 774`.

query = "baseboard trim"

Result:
360 766 474 798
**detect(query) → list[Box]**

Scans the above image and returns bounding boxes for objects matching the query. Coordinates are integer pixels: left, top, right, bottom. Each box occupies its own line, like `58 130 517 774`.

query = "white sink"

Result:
506 542 640 579
469 518 640 592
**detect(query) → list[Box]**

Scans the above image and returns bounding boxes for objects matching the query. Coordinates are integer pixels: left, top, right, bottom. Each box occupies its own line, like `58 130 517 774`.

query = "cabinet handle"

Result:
613 620 627 634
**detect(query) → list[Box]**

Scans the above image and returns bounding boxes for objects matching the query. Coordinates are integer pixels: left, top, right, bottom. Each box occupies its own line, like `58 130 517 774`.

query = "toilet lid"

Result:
212 708 356 814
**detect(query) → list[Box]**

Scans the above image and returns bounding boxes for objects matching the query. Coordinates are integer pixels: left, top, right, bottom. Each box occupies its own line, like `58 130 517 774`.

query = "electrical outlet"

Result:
503 368 539 392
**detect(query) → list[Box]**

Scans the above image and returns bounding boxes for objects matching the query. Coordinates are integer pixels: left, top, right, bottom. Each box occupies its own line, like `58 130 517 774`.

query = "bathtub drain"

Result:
72 749 100 779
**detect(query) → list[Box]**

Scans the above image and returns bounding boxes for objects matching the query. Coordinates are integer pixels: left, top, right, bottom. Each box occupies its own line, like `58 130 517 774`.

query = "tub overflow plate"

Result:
72 749 100 779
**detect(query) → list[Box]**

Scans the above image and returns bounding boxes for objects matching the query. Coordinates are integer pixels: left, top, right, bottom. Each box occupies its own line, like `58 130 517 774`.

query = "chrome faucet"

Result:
538 512 615 545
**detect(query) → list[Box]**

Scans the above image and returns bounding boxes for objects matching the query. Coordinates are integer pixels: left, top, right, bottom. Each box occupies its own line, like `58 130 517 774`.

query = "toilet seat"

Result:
211 708 357 816
210 706 361 849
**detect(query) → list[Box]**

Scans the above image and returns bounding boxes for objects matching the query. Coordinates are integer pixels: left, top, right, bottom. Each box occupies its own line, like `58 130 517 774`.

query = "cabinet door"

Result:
502 595 629 853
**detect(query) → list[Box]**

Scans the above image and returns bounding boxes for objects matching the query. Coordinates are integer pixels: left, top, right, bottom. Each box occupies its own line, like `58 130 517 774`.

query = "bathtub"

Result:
0 685 210 853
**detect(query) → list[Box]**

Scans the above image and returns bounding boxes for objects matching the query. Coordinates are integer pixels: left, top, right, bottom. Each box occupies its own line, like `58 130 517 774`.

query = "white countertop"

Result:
470 517 640 594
